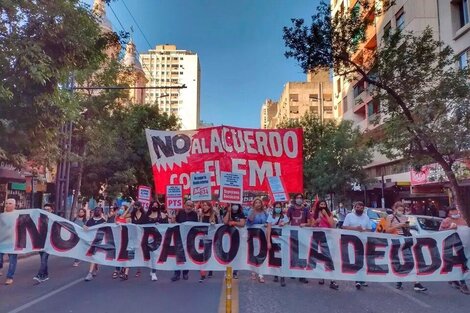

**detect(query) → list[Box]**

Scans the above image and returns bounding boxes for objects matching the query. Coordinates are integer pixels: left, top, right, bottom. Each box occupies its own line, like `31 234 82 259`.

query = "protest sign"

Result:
220 172 243 204
190 173 212 201
267 176 288 202
166 185 183 210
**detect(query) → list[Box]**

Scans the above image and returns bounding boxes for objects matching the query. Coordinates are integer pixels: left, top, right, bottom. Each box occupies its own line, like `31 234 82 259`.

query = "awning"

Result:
0 168 25 183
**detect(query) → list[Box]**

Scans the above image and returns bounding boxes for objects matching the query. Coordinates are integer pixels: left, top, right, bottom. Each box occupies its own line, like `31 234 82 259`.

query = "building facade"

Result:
140 45 201 130
261 70 334 129
332 0 470 210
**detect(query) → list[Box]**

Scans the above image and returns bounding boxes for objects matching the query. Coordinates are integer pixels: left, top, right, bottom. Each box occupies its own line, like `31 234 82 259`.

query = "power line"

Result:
121 0 153 50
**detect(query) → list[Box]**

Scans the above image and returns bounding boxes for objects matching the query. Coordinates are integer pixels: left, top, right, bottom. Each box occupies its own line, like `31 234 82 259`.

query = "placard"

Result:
267 176 288 202
166 185 183 210
190 173 212 201
220 172 243 203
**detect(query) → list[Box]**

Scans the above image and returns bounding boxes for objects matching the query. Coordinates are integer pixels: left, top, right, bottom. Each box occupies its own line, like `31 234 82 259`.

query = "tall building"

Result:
332 0 469 209
121 39 148 105
140 45 201 130
260 99 278 129
263 70 333 129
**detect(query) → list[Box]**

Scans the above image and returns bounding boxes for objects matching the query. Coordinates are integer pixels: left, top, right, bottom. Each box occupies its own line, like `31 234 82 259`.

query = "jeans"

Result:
0 253 18 279
37 252 49 278
174 270 188 277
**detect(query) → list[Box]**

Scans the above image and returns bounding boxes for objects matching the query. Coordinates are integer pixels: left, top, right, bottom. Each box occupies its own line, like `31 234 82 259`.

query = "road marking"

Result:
381 283 431 308
218 276 239 313
7 277 84 313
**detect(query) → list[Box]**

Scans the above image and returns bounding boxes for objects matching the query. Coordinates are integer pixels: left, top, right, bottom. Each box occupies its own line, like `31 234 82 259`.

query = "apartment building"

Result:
140 45 201 130
262 70 333 129
332 0 470 209
260 99 278 129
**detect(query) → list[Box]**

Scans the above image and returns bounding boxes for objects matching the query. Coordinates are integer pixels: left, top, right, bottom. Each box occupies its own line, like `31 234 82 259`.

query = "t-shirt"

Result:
176 210 199 223
86 217 106 227
266 213 289 225
147 211 169 224
386 214 407 235
247 209 268 226
131 212 148 224
73 217 86 227
343 213 371 230
226 210 246 222
287 205 310 226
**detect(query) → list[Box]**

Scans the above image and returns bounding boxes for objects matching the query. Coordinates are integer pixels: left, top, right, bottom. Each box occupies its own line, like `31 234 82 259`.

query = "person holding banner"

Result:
342 201 371 290
84 207 107 282
287 193 310 284
171 200 198 282
0 198 18 285
266 201 289 287
386 202 427 292
72 208 88 267
33 203 55 284
146 201 169 281
223 203 246 279
439 207 469 295
310 200 339 290
198 201 217 282
247 198 268 283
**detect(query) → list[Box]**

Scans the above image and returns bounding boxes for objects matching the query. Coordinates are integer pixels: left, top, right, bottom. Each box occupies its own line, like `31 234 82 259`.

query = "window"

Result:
323 93 333 102
290 106 299 114
353 80 365 98
459 0 469 27
289 94 299 102
459 49 469 69
367 100 380 118
395 8 405 31
309 106 319 114
180 72 184 74
383 21 392 38
309 94 319 102
342 95 348 113
336 79 341 93
324 106 333 114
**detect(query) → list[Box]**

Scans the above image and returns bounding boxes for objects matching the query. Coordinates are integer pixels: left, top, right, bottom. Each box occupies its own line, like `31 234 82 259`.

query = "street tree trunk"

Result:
438 160 468 226
70 144 86 220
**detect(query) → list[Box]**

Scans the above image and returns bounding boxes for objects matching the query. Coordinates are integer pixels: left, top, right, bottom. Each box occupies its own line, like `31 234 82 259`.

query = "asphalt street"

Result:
0 256 469 313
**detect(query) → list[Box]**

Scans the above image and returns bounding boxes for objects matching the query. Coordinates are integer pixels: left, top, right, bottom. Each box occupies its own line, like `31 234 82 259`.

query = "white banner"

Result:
1 210 469 282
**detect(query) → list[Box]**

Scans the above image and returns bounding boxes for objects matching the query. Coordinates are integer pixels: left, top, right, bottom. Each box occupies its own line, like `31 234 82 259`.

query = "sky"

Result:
90 0 321 128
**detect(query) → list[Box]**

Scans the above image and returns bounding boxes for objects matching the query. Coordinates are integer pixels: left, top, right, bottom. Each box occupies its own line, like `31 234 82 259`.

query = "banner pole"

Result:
225 266 233 313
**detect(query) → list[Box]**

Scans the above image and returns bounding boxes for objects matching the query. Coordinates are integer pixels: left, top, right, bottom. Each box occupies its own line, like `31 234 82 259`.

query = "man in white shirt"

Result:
0 198 18 285
342 201 371 290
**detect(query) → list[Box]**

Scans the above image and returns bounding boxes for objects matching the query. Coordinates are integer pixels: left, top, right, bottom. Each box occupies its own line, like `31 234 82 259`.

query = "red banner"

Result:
146 126 303 195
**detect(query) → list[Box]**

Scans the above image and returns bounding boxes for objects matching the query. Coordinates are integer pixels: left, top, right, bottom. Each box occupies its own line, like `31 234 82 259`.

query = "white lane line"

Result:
381 283 431 308
7 277 84 313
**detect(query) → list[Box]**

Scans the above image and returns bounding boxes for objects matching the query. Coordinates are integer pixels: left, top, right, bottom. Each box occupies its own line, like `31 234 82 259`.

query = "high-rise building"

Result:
332 0 469 208
121 39 148 105
260 99 278 129
263 70 333 129
140 45 201 130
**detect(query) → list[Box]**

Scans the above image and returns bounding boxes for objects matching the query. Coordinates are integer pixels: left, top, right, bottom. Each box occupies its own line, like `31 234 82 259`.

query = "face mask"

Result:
396 212 403 217
295 199 303 205
232 205 239 212
118 209 125 215
355 209 364 216
451 214 461 219
274 207 282 214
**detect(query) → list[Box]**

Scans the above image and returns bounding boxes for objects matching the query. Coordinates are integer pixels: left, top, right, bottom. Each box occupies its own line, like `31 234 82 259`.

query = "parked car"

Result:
406 215 443 235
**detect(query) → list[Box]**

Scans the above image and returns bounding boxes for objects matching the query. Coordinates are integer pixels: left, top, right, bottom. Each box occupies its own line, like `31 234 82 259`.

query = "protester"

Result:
33 203 54 283
223 203 246 279
120 201 148 280
84 207 106 281
286 193 310 283
385 201 427 292
439 207 469 295
72 208 88 267
404 205 412 215
198 201 218 282
335 202 349 228
247 197 268 283
310 200 339 290
0 198 18 285
146 201 169 281
266 201 289 287
111 204 130 279
342 201 371 290
171 200 198 282
107 206 118 223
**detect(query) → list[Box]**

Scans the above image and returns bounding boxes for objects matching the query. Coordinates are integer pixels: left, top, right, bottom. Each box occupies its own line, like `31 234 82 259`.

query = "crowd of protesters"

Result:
0 195 468 295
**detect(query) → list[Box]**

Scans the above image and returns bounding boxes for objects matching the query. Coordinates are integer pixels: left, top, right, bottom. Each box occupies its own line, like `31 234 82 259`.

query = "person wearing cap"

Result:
171 200 198 282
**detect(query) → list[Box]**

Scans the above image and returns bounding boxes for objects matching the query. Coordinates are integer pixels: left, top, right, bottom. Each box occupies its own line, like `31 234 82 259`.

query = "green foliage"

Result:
0 0 119 167
280 113 371 197
283 0 470 221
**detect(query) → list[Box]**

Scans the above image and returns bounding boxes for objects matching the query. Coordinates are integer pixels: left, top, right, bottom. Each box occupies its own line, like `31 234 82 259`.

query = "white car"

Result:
406 215 443 236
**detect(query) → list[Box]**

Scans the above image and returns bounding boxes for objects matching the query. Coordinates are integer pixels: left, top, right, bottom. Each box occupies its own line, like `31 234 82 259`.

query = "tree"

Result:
281 113 371 201
283 1 470 222
0 0 119 167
